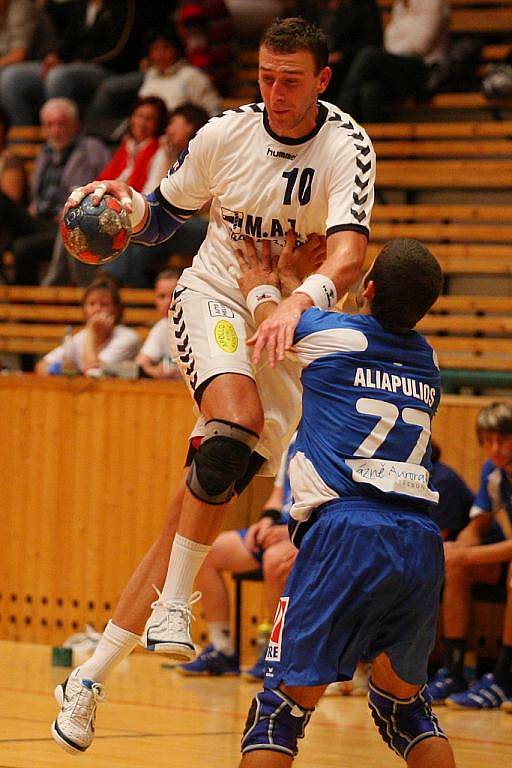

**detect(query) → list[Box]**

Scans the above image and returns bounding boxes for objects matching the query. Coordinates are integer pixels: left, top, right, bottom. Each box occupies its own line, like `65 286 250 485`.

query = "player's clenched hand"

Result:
245 517 274 552
248 291 313 367
278 229 326 296
259 523 290 549
234 237 279 299
64 180 134 214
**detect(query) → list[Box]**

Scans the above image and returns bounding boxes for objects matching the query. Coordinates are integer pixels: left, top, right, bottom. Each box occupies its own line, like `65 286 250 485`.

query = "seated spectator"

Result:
102 103 209 288
287 1 382 101
337 0 450 123
87 32 220 137
0 0 35 74
0 97 111 285
176 0 236 96
0 105 26 205
430 441 474 541
136 268 182 379
177 437 298 680
0 0 137 125
427 402 512 711
225 1 283 38
35 274 140 375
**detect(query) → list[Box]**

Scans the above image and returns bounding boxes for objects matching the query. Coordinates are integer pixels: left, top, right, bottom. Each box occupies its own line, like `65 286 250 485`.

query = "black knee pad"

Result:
187 419 259 505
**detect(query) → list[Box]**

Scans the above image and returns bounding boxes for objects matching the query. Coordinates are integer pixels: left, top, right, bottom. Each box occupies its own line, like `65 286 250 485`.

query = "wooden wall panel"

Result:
0 377 506 650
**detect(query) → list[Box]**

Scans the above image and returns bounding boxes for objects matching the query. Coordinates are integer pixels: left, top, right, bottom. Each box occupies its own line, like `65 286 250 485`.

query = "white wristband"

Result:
246 285 281 320
130 189 148 232
293 273 337 309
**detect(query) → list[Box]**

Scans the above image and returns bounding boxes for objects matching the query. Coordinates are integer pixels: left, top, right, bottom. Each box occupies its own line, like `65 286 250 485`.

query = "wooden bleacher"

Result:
0 286 157 356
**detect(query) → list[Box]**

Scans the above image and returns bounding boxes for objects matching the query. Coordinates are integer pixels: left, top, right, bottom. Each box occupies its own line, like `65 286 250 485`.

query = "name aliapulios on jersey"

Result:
353 367 437 407
221 207 301 243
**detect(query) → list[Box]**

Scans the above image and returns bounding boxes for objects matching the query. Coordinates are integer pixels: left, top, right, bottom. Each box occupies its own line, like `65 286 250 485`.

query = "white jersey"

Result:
139 317 168 363
159 100 376 300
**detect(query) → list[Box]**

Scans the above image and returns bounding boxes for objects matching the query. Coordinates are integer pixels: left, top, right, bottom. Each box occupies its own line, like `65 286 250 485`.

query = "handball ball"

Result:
61 192 132 265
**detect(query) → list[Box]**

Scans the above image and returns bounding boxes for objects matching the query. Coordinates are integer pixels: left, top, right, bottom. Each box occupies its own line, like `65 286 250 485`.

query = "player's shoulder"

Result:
319 101 374 147
207 102 265 130
481 459 501 481
294 308 369 349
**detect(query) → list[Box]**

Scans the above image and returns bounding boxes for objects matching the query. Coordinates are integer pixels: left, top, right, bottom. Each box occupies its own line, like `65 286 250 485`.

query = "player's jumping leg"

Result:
52 475 187 753
369 653 456 767
141 373 264 660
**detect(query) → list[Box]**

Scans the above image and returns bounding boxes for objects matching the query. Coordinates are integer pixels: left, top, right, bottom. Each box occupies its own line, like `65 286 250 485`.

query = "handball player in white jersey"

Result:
51 17 375 755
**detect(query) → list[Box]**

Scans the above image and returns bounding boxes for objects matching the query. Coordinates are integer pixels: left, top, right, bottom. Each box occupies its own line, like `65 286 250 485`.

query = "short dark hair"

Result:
131 96 169 137
83 274 124 323
260 17 328 73
156 268 180 283
366 239 443 332
476 401 512 439
168 103 210 135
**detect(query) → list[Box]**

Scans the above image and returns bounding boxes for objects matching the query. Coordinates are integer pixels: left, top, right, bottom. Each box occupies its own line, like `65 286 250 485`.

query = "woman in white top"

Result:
35 275 141 375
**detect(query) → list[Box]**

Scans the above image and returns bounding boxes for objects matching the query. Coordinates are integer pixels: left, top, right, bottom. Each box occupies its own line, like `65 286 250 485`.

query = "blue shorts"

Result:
264 498 444 689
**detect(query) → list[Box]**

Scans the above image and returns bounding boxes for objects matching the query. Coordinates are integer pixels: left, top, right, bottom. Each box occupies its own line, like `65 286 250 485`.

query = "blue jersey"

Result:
289 310 441 521
471 460 512 520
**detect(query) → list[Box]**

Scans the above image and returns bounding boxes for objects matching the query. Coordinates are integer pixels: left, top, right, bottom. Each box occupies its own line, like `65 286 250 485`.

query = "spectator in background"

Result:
337 0 450 123
288 0 382 102
427 402 512 711
0 0 137 125
87 32 220 137
102 103 209 288
176 0 236 96
225 0 283 38
0 97 111 285
429 441 474 541
136 268 182 379
0 106 27 205
35 275 140 375
0 0 35 74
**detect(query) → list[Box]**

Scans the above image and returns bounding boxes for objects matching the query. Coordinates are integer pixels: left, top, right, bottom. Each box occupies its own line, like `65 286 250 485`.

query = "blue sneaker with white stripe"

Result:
446 673 508 709
426 667 466 704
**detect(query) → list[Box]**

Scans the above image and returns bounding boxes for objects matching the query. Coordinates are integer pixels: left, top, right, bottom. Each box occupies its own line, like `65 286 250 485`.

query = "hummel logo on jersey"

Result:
266 146 297 161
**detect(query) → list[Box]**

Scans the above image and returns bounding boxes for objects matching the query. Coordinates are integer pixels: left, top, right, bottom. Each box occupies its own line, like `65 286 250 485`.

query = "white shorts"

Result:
168 282 302 475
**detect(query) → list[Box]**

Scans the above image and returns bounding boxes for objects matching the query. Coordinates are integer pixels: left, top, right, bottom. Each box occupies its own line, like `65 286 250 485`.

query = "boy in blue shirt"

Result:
428 401 512 710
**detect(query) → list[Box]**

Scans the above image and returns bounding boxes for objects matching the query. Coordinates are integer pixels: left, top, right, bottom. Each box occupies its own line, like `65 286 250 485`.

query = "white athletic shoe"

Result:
51 668 105 754
141 588 201 661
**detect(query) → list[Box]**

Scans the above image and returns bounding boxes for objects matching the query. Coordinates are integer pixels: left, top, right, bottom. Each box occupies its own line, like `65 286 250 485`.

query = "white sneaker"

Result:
51 668 105 754
141 588 201 661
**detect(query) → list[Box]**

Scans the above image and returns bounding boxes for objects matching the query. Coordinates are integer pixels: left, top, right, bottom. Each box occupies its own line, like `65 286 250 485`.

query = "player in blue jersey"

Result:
427 401 512 711
235 234 456 767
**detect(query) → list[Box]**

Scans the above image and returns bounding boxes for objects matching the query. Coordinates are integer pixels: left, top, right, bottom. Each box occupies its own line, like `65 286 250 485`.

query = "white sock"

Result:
159 533 210 603
76 620 140 683
210 621 234 656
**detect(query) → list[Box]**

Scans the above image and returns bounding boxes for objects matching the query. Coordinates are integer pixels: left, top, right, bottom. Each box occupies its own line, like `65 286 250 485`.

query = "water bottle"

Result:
256 619 272 651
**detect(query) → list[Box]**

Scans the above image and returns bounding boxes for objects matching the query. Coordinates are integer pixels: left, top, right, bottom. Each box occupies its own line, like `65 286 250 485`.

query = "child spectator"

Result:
427 402 512 710
136 268 182 379
35 275 140 375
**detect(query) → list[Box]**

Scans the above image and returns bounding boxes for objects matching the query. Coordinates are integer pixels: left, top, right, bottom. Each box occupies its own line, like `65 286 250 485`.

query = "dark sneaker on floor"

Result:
446 673 509 710
426 667 467 704
175 644 239 676
242 646 267 681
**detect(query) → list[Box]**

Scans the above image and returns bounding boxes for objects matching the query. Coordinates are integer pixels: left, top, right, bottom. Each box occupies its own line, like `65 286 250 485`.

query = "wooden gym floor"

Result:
1 641 511 767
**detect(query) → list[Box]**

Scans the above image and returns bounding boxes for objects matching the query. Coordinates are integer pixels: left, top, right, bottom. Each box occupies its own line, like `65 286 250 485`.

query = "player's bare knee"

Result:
187 419 259 505
241 688 314 759
368 681 447 761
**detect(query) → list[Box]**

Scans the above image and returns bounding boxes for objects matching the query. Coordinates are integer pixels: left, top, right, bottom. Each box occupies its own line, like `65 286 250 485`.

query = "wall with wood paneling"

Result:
0 377 505 663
